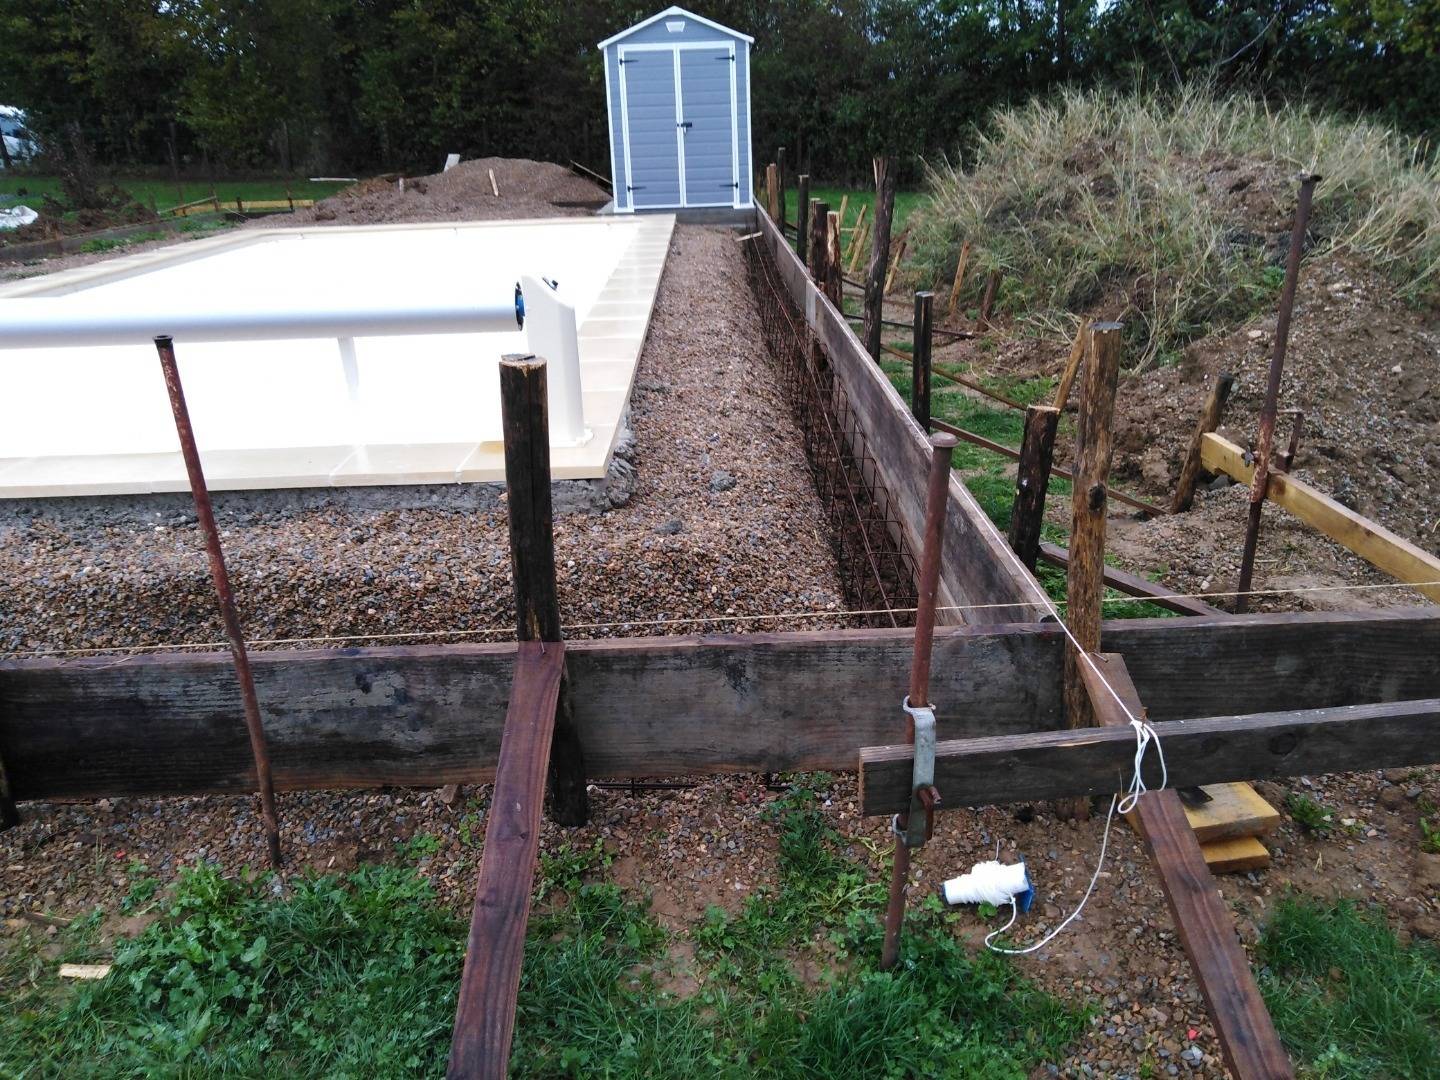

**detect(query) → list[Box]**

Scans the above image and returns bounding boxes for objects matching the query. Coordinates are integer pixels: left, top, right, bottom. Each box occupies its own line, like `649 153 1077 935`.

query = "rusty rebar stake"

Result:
880 431 957 970
1235 174 1319 613
155 335 282 869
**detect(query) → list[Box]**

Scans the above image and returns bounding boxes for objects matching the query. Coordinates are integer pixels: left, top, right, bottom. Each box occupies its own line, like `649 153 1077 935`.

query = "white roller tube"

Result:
0 293 523 348
518 273 589 448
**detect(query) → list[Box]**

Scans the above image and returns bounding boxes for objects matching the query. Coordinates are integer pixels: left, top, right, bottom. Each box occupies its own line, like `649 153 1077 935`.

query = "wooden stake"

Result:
808 200 829 285
825 211 843 309
847 217 871 275
883 228 910 295
489 168 499 197
911 291 934 429
1052 317 1092 410
836 193 849 231
863 157 897 361
795 174 810 266
499 354 587 825
776 146 787 230
1172 371 1236 512
1063 322 1123 743
945 240 971 318
1008 405 1061 570
849 201 868 243
976 269 1002 330
765 163 779 222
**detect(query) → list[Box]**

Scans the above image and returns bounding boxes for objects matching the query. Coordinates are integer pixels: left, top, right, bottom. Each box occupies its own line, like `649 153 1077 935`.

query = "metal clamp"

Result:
900 696 940 848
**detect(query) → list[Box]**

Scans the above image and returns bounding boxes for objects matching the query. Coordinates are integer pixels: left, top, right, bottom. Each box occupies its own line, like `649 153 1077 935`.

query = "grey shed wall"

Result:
601 10 753 212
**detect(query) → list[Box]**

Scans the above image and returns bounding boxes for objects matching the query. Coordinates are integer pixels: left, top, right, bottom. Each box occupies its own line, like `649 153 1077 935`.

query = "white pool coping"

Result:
0 214 675 497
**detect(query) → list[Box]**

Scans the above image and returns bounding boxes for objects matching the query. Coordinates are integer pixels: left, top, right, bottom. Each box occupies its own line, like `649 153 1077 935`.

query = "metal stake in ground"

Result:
911 291 934 430
880 432 957 971
153 334 282 869
1234 174 1320 613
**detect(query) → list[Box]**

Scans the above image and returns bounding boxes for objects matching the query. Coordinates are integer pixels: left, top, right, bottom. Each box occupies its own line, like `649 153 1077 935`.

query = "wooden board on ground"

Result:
1182 783 1280 844
1200 835 1271 874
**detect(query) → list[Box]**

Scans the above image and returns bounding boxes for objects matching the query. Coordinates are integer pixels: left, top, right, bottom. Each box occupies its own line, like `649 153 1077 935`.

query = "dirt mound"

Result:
290 157 610 226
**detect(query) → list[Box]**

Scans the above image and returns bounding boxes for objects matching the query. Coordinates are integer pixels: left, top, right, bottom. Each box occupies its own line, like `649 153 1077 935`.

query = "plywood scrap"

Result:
1199 836 1270 874
1182 783 1280 844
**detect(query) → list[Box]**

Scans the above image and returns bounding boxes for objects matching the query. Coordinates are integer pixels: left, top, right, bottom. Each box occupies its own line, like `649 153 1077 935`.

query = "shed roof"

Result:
597 6 754 49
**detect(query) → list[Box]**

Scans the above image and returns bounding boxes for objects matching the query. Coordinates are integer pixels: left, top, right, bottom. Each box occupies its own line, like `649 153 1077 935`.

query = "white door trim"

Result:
616 46 636 213
671 47 687 207
728 42 740 208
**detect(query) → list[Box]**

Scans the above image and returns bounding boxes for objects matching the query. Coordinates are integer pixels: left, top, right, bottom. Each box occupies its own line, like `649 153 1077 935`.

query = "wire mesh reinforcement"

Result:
743 234 918 629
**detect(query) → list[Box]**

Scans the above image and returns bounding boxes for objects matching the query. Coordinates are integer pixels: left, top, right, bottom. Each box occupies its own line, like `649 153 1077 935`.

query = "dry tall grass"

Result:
912 85 1440 367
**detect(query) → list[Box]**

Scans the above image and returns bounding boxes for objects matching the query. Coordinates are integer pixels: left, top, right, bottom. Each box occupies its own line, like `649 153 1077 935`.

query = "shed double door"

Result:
619 44 738 209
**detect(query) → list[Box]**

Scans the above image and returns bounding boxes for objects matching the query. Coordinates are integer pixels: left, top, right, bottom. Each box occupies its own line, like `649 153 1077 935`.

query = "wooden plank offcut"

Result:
447 640 565 1080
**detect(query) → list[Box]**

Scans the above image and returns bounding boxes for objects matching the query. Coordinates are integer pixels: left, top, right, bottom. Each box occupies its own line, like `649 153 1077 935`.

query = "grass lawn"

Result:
0 176 351 214
1259 896 1440 1079
779 184 928 238
0 778 1085 1077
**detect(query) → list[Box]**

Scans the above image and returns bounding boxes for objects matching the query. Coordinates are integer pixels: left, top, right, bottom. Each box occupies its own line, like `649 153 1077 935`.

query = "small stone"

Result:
709 471 737 493
1378 787 1407 811
654 518 684 535
1416 853 1440 891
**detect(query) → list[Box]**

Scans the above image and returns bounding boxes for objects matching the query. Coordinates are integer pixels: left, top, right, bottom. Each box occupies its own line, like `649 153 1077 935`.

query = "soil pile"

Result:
289 157 610 226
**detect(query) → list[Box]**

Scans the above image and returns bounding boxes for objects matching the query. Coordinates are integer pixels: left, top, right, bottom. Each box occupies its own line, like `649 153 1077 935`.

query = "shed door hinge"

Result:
716 54 735 61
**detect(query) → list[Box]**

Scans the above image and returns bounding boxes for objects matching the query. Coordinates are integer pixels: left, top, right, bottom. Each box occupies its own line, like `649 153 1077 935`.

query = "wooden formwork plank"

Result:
1037 542 1223 617
4 609 1440 802
1201 432 1440 602
1181 783 1280 844
447 640 565 1080
756 206 1050 623
857 697 1440 815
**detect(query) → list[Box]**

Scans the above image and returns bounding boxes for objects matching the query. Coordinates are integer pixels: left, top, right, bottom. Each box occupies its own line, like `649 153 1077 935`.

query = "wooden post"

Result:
1052 317 1092 410
1008 405 1061 570
863 156 897 361
808 199 829 283
976 270 1002 329
1172 372 1236 512
911 291 934 429
836 193 849 231
945 240 971 318
1063 323 1123 740
825 211 843 309
765 163 779 222
795 174 810 265
776 146 787 231
849 201 868 243
499 354 587 825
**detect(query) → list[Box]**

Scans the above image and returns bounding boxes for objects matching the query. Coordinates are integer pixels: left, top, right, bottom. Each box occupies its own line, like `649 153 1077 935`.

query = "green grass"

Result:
874 351 1174 620
909 84 1440 368
1 781 1085 1077
1259 896 1440 1079
780 184 928 251
0 176 350 214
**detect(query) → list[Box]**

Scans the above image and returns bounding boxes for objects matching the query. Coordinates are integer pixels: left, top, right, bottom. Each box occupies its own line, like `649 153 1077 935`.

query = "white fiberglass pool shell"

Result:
0 214 674 497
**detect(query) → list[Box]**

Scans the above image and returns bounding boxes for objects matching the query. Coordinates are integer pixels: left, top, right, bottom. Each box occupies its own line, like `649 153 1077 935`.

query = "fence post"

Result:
863 156 897 361
1172 372 1236 513
795 174 810 266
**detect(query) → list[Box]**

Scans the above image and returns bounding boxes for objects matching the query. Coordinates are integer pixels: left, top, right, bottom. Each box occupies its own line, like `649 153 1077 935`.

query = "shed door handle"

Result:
678 121 693 130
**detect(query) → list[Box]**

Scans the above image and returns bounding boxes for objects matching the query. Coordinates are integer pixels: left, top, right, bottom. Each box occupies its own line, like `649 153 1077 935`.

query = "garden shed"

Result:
599 7 754 213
